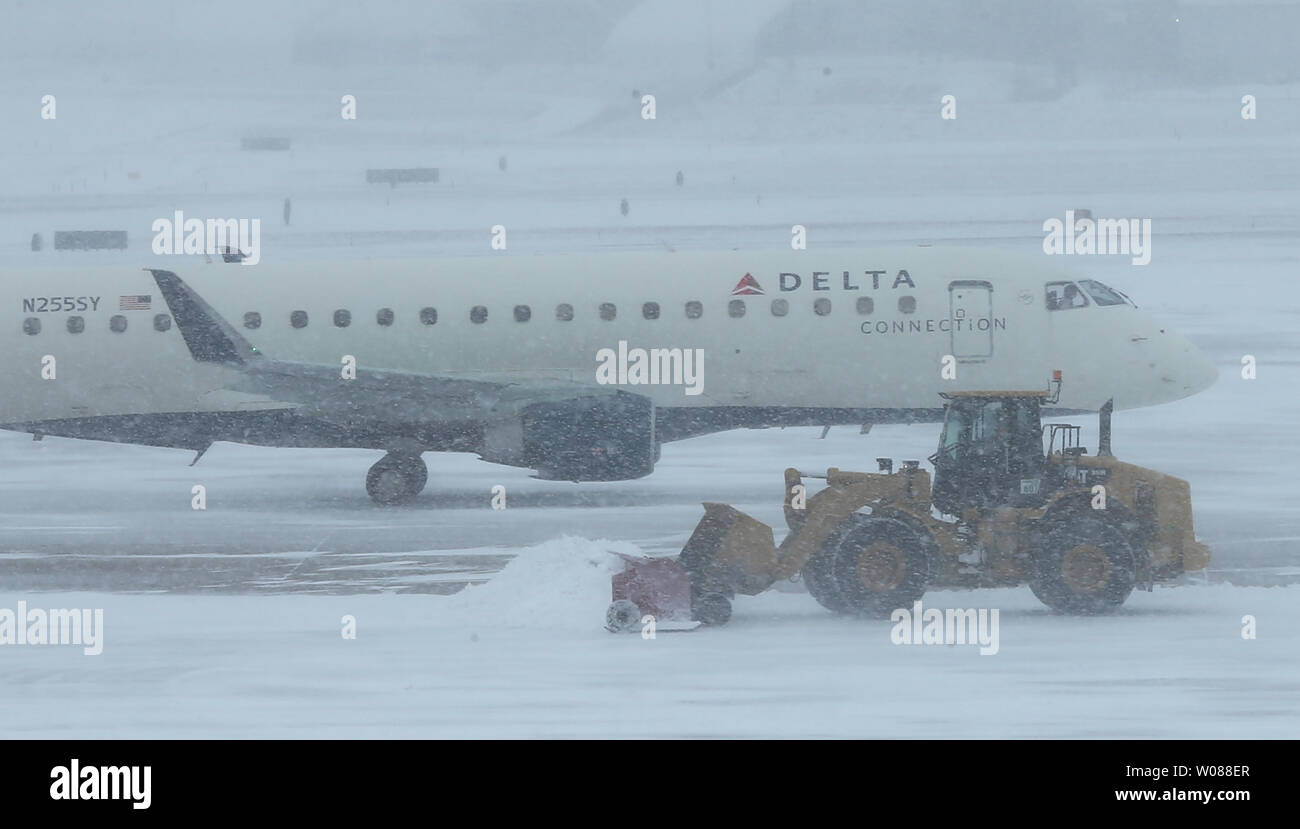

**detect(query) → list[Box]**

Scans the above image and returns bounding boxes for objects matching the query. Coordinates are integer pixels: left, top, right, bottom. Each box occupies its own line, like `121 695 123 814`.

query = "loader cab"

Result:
930 393 1049 515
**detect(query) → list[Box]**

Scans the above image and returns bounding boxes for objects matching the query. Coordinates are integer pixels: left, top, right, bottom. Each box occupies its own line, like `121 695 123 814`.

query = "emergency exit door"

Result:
948 280 993 361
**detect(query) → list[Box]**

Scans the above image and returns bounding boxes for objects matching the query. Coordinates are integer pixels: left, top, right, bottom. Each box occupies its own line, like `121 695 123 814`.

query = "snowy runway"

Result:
1 541 1292 738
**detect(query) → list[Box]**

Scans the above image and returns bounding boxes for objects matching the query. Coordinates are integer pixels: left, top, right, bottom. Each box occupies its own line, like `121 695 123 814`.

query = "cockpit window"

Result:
1045 281 1089 311
1078 279 1129 307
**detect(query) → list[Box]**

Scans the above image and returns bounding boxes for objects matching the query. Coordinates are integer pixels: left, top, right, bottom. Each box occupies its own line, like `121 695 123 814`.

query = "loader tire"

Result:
828 516 935 618
802 544 851 614
1029 517 1136 614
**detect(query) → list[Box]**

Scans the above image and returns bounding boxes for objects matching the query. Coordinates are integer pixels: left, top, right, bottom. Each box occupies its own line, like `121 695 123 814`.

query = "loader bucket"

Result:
1183 539 1212 572
678 502 779 597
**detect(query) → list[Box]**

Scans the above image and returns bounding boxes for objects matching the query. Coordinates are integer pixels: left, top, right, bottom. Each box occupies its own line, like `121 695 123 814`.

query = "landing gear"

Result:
365 453 428 505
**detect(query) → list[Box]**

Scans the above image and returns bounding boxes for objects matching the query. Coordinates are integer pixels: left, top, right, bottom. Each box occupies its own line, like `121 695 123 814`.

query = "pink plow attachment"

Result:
606 554 696 632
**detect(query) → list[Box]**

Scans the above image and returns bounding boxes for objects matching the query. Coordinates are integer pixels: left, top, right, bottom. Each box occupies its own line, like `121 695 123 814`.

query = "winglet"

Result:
148 269 260 367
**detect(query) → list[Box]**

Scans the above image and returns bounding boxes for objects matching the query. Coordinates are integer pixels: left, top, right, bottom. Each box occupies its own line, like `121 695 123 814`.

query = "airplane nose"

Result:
1186 346 1219 396
1156 334 1217 400
1127 313 1217 407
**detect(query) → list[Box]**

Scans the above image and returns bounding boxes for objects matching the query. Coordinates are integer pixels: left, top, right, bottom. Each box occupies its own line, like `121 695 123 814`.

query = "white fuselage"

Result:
2 247 1216 428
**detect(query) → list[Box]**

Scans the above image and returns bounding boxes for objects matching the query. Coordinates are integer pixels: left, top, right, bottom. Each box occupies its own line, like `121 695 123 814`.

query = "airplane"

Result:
2 247 1217 503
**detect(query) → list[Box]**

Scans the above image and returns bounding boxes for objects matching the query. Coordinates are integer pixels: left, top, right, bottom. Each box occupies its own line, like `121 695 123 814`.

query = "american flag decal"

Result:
119 295 151 310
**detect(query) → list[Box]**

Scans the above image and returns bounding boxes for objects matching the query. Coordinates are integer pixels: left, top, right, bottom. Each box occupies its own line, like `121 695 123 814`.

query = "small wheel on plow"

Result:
605 599 642 633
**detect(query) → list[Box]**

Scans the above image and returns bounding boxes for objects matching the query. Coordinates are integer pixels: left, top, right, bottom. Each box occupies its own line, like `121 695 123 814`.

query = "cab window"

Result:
1045 281 1089 311
971 400 1004 455
939 406 968 457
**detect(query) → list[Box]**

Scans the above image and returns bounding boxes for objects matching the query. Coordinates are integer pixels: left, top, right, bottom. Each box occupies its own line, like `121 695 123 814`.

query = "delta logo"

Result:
731 273 764 296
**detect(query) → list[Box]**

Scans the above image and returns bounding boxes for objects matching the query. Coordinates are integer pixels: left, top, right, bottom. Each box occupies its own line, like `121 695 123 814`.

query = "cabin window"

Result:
1045 281 1089 311
153 314 171 332
556 303 574 321
685 301 703 319
291 310 309 328
856 297 873 315
377 308 395 326
333 309 351 327
244 312 261 330
420 307 437 325
728 299 746 318
599 303 617 321
898 296 916 314
110 315 128 333
642 302 660 320
770 299 788 317
471 306 488 324
23 318 40 335
67 316 85 334
514 305 531 323
814 298 832 316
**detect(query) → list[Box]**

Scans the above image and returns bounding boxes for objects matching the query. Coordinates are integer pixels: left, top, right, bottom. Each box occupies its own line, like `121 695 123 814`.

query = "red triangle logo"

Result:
731 273 764 295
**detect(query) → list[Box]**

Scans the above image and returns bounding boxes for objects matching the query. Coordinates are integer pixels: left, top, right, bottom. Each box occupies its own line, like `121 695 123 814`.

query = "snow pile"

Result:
442 536 640 631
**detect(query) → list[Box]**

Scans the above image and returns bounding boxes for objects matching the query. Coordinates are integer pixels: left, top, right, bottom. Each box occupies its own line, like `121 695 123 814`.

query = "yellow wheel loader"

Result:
606 388 1210 630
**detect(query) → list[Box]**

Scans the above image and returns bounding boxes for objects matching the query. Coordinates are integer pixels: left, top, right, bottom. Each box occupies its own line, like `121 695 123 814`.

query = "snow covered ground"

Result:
1 544 1293 739
1 4 1298 737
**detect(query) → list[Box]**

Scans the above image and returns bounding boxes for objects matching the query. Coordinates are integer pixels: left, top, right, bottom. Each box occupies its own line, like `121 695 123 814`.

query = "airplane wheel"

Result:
1029 517 1136 614
829 516 935 617
366 453 428 504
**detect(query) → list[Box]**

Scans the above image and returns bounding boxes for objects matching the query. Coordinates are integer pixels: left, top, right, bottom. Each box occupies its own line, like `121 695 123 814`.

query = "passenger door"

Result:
948 280 993 361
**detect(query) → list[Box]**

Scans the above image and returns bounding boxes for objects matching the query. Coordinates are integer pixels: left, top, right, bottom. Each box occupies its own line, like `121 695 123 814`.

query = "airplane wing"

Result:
148 269 631 428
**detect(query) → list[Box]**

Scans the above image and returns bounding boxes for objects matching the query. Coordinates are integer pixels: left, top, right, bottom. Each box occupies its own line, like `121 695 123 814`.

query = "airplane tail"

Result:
148 269 262 367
